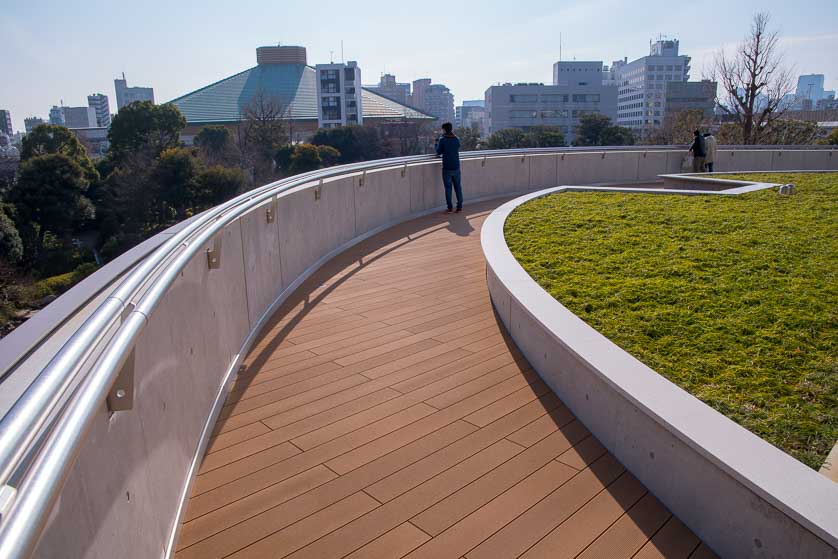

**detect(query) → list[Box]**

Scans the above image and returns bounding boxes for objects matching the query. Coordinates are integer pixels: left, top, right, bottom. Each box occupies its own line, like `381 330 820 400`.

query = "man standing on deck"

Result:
688 130 706 173
435 122 463 213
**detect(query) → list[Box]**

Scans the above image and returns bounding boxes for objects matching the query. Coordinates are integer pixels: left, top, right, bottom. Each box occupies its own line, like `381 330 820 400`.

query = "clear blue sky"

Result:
3 0 837 132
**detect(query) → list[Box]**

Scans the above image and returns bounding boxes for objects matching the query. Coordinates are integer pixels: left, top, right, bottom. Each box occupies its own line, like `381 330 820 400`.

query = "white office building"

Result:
614 39 691 138
114 74 155 110
87 93 111 127
486 61 617 144
315 61 363 128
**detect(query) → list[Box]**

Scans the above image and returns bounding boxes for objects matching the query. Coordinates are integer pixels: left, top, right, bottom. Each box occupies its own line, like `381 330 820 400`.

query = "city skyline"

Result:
3 0 838 132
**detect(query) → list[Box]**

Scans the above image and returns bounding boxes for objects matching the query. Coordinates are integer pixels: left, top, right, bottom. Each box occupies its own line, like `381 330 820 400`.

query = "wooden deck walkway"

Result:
174 198 716 559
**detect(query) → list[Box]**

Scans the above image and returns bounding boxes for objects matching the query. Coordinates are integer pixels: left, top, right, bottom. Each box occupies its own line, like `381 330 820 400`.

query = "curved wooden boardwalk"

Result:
175 198 716 559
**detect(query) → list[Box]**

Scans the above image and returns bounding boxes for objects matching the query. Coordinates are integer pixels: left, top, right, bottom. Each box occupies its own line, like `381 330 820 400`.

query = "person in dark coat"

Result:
688 130 706 173
435 122 463 213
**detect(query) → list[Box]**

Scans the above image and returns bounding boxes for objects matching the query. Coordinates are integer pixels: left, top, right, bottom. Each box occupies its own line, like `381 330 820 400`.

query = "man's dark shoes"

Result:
444 208 454 214
455 207 463 213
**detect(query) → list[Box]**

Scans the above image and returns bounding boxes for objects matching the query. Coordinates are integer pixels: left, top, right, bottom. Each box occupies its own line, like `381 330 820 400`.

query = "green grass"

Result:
504 173 838 469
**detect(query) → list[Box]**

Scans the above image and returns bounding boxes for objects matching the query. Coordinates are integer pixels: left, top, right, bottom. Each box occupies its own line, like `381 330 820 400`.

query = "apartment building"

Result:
315 61 364 128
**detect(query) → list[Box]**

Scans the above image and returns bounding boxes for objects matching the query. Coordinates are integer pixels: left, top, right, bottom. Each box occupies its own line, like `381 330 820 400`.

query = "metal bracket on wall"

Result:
207 235 222 270
265 202 275 224
107 348 135 412
314 179 322 201
359 170 366 187
520 156 525 163
401 164 407 178
601 152 607 159
481 156 487 167
643 152 648 158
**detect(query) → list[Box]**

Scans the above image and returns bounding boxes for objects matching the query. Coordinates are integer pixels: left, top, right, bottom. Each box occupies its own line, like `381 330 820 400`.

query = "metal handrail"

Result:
0 144 834 558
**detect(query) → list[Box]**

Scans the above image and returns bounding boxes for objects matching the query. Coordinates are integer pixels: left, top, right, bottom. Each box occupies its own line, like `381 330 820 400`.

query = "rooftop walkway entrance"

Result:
174 198 715 559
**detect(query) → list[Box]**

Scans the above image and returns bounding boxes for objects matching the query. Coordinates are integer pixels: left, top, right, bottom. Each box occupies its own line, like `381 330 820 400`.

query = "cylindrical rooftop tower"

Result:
256 45 307 65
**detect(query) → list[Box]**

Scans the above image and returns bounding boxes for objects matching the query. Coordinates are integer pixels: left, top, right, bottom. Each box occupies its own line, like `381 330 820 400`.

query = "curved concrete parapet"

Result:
480 181 838 559
0 149 835 558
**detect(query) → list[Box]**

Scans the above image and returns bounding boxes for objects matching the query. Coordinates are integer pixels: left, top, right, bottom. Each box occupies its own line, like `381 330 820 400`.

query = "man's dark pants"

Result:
442 169 463 210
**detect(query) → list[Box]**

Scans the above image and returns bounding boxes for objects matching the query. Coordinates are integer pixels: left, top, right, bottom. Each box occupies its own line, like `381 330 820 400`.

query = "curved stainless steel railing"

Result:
0 144 834 558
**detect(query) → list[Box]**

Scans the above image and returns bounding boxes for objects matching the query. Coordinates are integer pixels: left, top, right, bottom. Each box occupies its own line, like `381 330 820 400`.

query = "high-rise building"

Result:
486 67 618 144
614 39 691 138
409 80 454 126
664 80 717 119
410 79 431 110
24 117 45 133
367 74 411 105
49 106 65 126
63 106 97 128
455 100 487 136
315 60 363 128
114 74 155 110
795 74 826 105
87 93 111 127
0 110 12 136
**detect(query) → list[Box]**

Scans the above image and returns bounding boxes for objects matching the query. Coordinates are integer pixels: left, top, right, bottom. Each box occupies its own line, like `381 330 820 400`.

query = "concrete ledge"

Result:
481 182 838 558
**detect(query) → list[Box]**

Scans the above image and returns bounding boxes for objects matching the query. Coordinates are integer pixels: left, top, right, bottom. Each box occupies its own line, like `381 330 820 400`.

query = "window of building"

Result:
541 110 569 118
321 96 339 107
657 65 664 71
578 82 588 86
345 87 355 94
541 94 568 103
510 94 538 103
665 75 672 81
321 82 338 93
344 68 355 81
674 65 681 71
509 110 537 119
321 69 339 80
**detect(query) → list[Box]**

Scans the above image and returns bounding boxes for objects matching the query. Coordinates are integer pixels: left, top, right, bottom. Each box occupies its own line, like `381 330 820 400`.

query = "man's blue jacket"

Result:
435 133 461 171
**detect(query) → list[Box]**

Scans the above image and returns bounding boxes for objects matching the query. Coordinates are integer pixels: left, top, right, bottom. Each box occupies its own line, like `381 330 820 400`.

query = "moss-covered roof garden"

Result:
504 173 837 469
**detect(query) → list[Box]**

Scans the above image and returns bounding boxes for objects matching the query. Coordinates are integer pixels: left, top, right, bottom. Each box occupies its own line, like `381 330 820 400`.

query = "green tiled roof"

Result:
168 65 434 124
360 89 435 121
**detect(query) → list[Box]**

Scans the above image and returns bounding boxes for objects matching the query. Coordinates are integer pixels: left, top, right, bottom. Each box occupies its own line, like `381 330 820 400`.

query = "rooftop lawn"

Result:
504 173 837 469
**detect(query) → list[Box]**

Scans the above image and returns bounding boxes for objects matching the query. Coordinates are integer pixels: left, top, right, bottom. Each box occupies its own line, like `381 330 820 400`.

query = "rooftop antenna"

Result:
559 32 562 62
341 40 344 63
330 50 334 63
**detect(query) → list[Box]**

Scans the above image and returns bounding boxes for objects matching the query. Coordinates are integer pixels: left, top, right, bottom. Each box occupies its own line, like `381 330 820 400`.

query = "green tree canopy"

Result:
20 124 98 181
289 144 322 174
311 125 384 163
526 125 566 147
194 125 238 166
0 206 23 264
195 166 247 209
11 154 94 257
820 128 838 145
274 144 295 173
484 128 531 150
107 101 186 159
155 147 203 219
758 119 818 145
453 127 481 151
194 125 231 153
572 114 635 146
316 145 341 167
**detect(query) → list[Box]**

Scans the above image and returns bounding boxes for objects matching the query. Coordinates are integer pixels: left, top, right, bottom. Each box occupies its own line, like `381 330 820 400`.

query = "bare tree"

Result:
237 89 290 181
649 109 713 145
712 12 795 144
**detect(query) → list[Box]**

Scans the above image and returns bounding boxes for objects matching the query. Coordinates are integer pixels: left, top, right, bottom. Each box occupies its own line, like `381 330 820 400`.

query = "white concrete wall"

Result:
482 186 838 559
28 148 837 559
